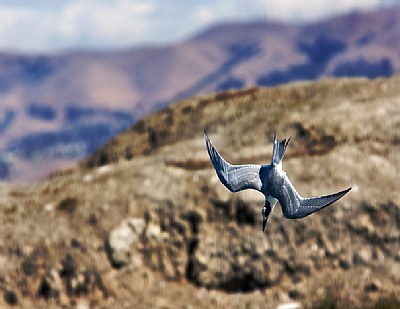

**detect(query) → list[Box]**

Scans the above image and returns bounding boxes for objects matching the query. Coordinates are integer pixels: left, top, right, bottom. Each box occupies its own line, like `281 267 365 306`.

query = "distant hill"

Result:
1 5 400 182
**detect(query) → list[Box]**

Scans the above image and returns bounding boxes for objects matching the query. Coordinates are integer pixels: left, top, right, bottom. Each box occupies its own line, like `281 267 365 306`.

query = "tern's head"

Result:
262 201 272 232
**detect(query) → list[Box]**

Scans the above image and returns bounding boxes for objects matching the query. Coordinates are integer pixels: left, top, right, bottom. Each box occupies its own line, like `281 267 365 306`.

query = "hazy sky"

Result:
0 0 399 52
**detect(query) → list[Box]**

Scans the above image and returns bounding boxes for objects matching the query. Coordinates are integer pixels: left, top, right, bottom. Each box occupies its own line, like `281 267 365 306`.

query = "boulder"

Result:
106 218 145 268
188 227 285 291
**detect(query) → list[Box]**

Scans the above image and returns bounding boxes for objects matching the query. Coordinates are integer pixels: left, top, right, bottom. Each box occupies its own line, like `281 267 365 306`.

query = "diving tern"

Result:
205 132 351 231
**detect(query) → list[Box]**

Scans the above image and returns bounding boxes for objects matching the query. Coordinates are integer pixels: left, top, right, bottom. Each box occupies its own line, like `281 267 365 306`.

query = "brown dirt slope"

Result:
0 75 399 308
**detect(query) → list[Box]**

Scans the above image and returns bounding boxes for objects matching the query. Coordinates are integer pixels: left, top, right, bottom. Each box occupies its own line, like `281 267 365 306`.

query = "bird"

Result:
204 131 351 231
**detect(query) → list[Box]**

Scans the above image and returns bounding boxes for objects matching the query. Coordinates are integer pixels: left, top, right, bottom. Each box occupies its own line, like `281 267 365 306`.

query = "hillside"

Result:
1 6 400 182
0 75 399 308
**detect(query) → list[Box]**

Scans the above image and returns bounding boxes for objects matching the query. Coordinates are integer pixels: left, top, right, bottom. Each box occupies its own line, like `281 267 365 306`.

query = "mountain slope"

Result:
0 75 399 308
1 6 400 182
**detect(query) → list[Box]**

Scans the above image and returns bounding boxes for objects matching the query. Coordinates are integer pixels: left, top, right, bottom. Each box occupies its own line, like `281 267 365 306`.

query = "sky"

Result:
0 0 399 52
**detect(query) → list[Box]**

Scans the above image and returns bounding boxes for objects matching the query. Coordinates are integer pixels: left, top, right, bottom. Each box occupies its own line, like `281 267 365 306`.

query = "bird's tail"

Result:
271 132 290 166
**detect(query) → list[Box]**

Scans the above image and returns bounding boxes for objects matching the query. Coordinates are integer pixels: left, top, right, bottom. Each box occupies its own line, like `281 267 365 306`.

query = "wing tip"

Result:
204 130 212 150
327 187 352 202
342 187 352 195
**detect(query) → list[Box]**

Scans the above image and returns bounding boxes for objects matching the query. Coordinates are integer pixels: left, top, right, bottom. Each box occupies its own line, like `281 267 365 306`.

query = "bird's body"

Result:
204 132 351 230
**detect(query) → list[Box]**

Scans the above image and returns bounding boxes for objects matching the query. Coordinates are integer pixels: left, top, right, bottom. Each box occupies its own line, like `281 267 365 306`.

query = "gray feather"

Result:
272 132 291 166
277 175 351 219
205 133 262 192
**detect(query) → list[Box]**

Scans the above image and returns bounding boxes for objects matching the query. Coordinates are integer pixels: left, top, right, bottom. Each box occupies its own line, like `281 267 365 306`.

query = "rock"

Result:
339 258 351 270
131 253 143 268
359 214 375 234
394 249 400 262
325 241 341 258
3 290 18 306
235 199 257 226
333 208 344 220
21 257 38 276
76 301 90 309
59 254 108 298
57 197 78 214
128 217 146 234
353 248 371 265
106 217 145 268
288 289 301 299
70 238 82 249
107 213 187 279
364 280 381 292
142 231 188 280
88 213 98 226
187 228 284 291
372 248 385 264
97 165 113 175
37 276 55 299
60 254 76 279
146 223 162 240
82 173 93 183
37 269 62 299
44 202 54 212
276 302 301 309
181 209 204 234
284 258 311 277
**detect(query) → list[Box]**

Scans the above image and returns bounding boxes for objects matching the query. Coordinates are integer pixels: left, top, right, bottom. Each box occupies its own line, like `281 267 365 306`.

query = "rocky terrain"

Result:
0 75 399 308
2 6 400 182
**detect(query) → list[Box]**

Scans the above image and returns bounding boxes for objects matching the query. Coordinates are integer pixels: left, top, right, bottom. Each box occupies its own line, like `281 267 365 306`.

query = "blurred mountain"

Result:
1 6 400 182
0 75 399 308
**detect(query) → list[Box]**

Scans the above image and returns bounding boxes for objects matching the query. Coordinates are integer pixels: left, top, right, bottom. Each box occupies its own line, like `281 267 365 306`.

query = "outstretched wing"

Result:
205 133 262 192
276 175 351 219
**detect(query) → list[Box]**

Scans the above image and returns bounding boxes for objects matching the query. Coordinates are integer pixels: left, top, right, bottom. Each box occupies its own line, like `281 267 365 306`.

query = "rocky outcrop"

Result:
103 193 400 297
106 218 146 268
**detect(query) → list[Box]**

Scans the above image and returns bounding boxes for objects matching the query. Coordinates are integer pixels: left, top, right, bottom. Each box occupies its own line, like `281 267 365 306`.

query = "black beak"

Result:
262 217 268 232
